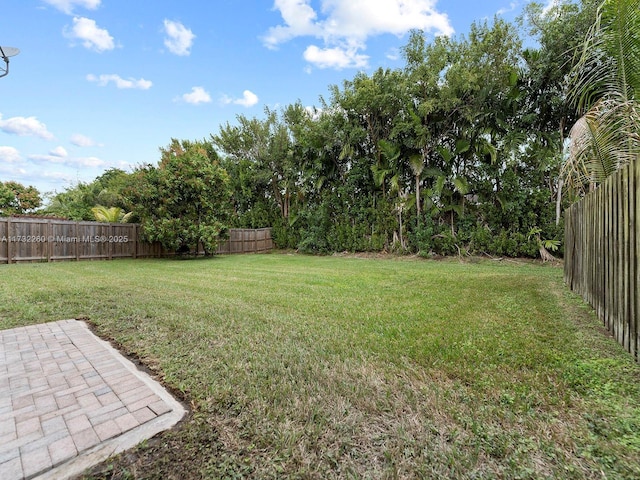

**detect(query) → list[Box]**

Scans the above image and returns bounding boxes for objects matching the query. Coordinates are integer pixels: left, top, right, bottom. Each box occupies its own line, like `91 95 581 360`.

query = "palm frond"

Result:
564 0 640 196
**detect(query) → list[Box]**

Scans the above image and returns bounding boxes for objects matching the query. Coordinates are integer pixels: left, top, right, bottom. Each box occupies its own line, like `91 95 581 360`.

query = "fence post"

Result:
47 220 52 262
132 224 137 259
630 162 636 358
108 224 113 260
7 217 12 264
631 160 640 361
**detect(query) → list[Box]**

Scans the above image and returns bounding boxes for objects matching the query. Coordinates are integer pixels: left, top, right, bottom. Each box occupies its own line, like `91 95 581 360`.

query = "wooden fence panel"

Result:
215 228 273 254
565 161 639 362
0 218 272 263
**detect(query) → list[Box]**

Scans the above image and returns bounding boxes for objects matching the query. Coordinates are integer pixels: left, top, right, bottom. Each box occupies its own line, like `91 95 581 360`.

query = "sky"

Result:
0 0 554 197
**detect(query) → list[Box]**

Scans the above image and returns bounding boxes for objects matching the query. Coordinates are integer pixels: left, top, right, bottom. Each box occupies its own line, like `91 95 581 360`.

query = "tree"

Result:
520 0 600 218
126 139 232 255
212 108 298 222
0 181 42 216
91 205 132 223
43 168 133 220
563 0 640 195
206 15 570 257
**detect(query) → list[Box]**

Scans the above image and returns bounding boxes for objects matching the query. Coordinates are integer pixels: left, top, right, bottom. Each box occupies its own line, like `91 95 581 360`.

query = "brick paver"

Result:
0 320 185 480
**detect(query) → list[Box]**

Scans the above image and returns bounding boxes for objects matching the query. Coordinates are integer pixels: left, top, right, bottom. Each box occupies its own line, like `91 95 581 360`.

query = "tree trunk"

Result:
555 178 563 225
539 245 557 262
415 174 421 224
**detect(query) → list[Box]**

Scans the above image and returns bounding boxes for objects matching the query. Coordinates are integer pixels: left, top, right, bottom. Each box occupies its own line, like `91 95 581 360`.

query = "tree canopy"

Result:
125 139 232 255
0 181 42 216
42 168 132 221
7 0 615 258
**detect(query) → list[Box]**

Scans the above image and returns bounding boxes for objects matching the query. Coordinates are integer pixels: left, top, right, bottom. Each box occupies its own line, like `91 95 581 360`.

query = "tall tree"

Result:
212 108 298 222
0 181 42 216
127 139 232 255
401 33 453 224
520 0 600 217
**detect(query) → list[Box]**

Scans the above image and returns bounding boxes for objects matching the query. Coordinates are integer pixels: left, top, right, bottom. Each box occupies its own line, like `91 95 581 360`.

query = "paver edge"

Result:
32 320 186 480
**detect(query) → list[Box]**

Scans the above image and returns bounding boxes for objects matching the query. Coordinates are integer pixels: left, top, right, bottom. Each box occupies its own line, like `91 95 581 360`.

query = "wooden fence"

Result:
0 217 272 263
216 228 273 254
564 160 639 362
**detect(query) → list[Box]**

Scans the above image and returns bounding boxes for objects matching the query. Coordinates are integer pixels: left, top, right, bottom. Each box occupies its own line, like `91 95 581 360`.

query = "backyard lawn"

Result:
1 254 639 479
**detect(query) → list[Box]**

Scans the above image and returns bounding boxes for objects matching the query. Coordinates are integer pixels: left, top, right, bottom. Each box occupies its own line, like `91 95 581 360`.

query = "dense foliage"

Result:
20 0 613 258
125 139 232 255
209 3 599 257
41 168 131 221
0 180 42 216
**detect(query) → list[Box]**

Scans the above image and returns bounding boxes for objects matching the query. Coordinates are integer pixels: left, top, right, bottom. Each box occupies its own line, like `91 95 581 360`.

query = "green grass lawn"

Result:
2 254 639 479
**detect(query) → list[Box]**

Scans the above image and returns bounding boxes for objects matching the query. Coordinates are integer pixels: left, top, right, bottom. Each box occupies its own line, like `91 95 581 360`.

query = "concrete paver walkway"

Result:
0 320 185 480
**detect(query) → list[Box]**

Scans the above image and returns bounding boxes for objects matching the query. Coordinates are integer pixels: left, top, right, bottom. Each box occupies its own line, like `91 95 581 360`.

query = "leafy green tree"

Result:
212 108 299 222
520 0 599 216
127 139 232 255
0 181 42 216
208 14 573 258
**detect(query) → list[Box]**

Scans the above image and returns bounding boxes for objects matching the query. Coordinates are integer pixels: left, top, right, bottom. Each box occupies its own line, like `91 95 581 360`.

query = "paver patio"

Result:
0 320 185 480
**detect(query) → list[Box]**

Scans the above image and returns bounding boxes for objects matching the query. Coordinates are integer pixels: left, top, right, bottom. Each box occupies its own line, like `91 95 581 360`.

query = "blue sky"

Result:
0 0 551 196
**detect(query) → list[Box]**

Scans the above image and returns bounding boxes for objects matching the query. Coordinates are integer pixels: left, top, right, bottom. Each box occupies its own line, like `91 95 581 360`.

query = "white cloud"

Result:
304 44 368 69
497 2 518 16
386 48 400 61
237 90 259 107
263 0 321 48
87 74 153 90
0 114 54 140
70 133 98 147
29 153 105 167
0 163 28 179
49 146 68 157
0 146 21 163
74 156 105 167
180 87 211 105
64 16 114 52
542 0 560 14
45 171 73 178
42 0 101 15
29 154 67 163
163 20 195 56
263 0 454 69
221 90 259 108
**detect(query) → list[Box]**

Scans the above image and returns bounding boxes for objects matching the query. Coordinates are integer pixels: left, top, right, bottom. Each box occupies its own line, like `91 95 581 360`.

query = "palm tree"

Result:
91 205 132 223
408 154 425 221
562 0 640 195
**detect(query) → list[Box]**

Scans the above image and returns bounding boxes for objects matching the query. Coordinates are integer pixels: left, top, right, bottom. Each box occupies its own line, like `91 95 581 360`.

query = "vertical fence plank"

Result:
607 178 614 332
635 160 640 361
623 166 631 350
616 171 624 345
629 162 640 359
595 185 602 320
7 217 12 264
